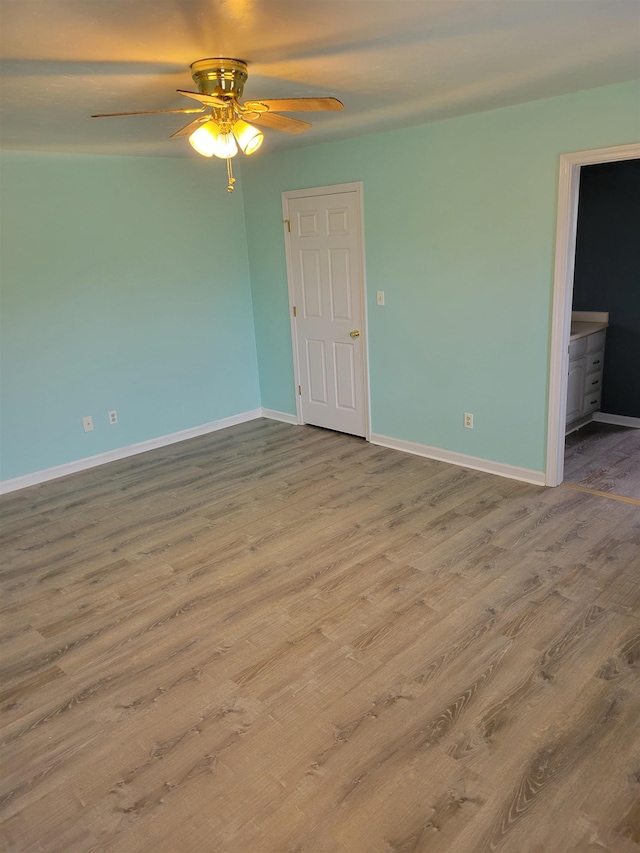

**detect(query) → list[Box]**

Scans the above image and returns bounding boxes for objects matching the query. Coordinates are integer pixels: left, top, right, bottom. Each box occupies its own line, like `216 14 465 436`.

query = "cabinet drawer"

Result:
587 329 606 352
586 349 604 374
583 390 601 414
569 337 587 359
583 370 603 395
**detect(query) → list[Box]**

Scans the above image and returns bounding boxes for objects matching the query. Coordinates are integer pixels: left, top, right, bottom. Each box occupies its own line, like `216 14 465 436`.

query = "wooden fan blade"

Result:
176 89 227 107
250 112 311 134
170 116 210 138
91 107 205 117
244 97 343 113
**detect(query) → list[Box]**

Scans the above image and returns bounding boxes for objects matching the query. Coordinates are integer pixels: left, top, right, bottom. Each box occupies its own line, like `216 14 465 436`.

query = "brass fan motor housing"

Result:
190 58 248 100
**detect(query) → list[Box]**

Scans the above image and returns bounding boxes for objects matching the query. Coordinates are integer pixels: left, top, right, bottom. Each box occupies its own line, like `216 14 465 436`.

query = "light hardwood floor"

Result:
564 422 640 501
1 419 639 852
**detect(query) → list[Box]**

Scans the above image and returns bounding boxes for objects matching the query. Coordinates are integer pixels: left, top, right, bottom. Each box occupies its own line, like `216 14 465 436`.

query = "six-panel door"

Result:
289 190 366 437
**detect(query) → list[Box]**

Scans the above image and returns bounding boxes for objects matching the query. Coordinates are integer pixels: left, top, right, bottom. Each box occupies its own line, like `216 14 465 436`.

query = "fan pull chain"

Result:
226 157 236 193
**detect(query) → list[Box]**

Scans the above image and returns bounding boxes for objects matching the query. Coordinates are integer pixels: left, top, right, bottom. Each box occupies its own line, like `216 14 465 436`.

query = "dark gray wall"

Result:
572 158 640 418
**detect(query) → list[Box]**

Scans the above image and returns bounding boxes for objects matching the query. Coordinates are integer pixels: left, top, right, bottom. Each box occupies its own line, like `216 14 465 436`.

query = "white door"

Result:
286 188 367 437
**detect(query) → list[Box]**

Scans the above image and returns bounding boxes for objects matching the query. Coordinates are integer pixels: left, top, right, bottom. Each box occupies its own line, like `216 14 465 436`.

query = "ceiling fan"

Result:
92 58 343 191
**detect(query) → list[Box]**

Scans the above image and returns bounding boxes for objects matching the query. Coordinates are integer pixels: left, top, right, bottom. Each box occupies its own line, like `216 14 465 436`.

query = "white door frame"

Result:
545 142 640 486
282 181 371 440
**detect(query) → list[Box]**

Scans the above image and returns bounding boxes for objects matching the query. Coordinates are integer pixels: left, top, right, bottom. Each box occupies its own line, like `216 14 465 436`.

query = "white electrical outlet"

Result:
376 290 385 306
82 416 94 432
464 413 474 429
109 410 118 425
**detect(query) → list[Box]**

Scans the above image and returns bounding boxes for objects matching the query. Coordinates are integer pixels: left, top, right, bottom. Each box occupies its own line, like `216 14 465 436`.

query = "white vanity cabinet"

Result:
566 325 606 433
566 350 587 425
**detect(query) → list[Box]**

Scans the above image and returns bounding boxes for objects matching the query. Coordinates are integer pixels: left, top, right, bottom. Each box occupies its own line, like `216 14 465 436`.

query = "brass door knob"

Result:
350 329 360 338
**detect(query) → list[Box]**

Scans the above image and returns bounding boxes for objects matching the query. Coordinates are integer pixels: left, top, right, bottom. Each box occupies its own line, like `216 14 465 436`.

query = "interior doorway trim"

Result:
545 142 640 487
281 181 371 439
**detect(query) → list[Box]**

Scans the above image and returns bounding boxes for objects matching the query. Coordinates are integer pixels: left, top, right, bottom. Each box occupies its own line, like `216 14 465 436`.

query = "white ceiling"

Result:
1 0 639 158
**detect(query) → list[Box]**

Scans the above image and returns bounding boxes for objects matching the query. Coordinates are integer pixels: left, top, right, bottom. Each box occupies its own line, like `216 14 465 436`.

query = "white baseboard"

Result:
261 408 299 425
0 409 263 495
370 433 546 486
1 413 548 495
592 412 640 429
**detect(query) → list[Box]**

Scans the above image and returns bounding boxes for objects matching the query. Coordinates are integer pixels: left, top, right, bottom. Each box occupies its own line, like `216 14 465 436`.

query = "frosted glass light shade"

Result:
211 130 238 159
189 122 238 159
232 119 264 155
189 122 216 157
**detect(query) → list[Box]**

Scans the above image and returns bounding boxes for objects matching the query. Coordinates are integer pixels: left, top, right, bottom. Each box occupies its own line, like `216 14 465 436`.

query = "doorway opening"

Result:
546 142 640 487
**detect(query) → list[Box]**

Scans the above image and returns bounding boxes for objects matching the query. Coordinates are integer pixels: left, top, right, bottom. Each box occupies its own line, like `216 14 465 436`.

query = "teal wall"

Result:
2 82 638 484
243 81 640 472
0 153 260 481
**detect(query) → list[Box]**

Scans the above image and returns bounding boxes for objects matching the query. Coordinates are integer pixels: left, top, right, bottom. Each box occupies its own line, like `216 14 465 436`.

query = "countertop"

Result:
570 321 608 341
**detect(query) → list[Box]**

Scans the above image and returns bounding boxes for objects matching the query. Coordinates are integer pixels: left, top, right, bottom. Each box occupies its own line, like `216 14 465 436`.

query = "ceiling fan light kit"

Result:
91 57 343 193
189 121 239 158
232 119 264 155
